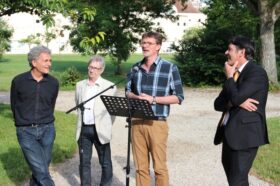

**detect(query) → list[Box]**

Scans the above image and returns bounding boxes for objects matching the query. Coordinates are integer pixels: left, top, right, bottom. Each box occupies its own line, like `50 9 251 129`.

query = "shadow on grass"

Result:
0 147 30 185
0 104 13 119
0 143 79 185
0 58 11 63
52 143 77 164
52 60 87 74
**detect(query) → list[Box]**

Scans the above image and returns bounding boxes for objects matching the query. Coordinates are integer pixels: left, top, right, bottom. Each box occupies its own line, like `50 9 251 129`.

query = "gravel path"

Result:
1 88 279 186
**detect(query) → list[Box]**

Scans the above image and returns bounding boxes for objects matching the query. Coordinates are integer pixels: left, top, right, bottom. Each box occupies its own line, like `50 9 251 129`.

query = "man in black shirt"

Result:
10 45 59 186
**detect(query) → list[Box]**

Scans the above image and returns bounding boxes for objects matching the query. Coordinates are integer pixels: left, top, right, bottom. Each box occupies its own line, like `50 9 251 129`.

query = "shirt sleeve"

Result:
10 78 16 119
170 64 184 104
125 68 134 96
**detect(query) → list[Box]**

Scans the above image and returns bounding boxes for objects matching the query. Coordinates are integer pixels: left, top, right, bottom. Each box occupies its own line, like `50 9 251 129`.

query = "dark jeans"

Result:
16 122 55 186
78 125 113 186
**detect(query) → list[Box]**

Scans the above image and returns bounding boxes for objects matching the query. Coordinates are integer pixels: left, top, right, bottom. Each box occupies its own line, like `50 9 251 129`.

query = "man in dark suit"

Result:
214 36 269 186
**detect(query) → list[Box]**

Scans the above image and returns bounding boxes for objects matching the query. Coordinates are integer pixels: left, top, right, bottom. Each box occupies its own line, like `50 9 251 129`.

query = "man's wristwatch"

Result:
152 96 156 105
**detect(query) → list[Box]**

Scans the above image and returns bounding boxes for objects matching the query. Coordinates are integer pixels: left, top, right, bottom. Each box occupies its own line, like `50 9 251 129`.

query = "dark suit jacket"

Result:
214 61 269 150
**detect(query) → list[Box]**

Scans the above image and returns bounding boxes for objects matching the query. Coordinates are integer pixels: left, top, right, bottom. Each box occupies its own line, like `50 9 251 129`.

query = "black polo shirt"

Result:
10 71 59 127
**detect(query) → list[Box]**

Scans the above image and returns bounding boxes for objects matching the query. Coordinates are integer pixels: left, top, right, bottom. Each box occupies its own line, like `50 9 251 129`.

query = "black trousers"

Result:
78 125 113 186
222 139 258 186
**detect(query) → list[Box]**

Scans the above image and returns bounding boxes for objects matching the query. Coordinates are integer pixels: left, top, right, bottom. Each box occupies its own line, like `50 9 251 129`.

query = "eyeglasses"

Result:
88 66 102 71
140 41 157 46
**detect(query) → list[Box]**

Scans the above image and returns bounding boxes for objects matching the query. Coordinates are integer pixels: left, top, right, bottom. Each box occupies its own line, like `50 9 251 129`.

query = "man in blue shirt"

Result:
10 45 59 186
126 31 184 186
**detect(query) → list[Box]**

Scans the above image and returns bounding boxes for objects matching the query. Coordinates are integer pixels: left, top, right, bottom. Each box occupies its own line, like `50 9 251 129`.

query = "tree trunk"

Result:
259 0 278 85
115 60 122 75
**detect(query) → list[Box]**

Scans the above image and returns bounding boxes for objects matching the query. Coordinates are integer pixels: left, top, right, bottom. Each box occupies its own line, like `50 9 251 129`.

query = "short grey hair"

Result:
88 55 105 71
27 45 51 68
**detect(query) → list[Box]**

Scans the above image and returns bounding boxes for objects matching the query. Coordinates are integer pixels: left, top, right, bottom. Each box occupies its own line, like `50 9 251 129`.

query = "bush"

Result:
0 19 13 60
171 28 226 86
60 66 82 87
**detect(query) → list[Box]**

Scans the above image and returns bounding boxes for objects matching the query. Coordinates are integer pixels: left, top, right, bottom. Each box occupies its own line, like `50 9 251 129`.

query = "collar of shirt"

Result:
140 56 161 68
87 76 101 87
237 60 249 73
27 71 49 82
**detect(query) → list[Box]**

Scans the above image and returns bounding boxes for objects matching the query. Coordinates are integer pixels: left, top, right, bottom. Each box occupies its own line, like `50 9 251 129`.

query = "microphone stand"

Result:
125 98 132 186
66 78 124 185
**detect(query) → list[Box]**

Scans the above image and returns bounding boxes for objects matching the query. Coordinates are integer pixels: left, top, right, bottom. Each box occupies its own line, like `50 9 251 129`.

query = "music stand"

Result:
100 95 157 186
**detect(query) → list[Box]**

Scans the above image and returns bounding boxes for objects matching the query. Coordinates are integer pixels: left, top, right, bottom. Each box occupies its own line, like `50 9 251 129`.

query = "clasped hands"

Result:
138 93 153 104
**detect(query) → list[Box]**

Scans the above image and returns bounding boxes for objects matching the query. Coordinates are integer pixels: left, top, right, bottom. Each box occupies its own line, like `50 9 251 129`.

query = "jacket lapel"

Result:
236 61 253 83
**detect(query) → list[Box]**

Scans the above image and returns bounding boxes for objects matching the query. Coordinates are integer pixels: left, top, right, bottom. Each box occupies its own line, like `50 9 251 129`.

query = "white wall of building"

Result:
154 12 206 53
2 13 73 54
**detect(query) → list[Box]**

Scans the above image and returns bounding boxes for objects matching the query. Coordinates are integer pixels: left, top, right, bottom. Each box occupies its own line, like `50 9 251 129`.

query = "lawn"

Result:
252 117 280 185
0 104 77 186
0 53 175 91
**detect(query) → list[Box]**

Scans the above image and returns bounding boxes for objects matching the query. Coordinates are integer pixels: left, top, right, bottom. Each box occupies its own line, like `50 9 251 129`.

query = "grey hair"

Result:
27 45 51 68
87 55 105 71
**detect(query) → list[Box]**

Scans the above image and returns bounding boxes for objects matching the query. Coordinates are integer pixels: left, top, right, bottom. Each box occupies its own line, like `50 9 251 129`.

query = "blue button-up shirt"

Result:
126 56 184 117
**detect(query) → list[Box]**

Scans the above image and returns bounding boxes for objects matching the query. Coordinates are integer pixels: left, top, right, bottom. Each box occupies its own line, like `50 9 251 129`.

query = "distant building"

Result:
2 13 73 54
143 0 207 53
3 0 206 54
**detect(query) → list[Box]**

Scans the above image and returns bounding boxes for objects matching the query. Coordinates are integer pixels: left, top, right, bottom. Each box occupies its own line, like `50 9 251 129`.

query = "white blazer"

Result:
75 77 117 144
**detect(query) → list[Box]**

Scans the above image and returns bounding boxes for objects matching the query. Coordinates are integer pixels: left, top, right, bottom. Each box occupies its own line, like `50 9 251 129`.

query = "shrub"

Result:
60 66 82 87
0 19 13 60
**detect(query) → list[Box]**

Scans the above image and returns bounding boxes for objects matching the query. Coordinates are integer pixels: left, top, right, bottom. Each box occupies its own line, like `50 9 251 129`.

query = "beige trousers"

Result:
131 119 169 186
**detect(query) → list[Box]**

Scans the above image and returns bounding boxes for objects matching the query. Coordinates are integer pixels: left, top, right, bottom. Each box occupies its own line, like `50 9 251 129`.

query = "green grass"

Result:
252 117 280 185
0 54 175 91
0 104 76 186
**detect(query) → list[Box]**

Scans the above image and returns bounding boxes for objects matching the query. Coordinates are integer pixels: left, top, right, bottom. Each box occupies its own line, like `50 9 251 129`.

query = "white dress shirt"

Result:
83 80 99 125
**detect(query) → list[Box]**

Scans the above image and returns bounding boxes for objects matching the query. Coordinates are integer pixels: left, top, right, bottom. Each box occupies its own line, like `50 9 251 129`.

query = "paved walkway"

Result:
1 88 279 186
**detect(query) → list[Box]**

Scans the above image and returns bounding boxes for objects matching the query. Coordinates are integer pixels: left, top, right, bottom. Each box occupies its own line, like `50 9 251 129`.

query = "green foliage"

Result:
0 103 76 185
67 0 176 74
268 82 280 92
59 66 82 87
252 117 280 185
0 0 66 28
79 32 106 55
0 19 13 59
40 14 56 28
172 0 259 86
19 34 41 49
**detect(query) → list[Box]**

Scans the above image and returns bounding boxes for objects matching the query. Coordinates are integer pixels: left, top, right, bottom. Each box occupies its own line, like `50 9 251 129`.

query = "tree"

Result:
172 0 259 86
0 19 13 59
0 0 66 28
239 0 280 85
38 27 62 47
19 34 40 49
67 0 177 74
0 0 67 56
276 19 280 57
